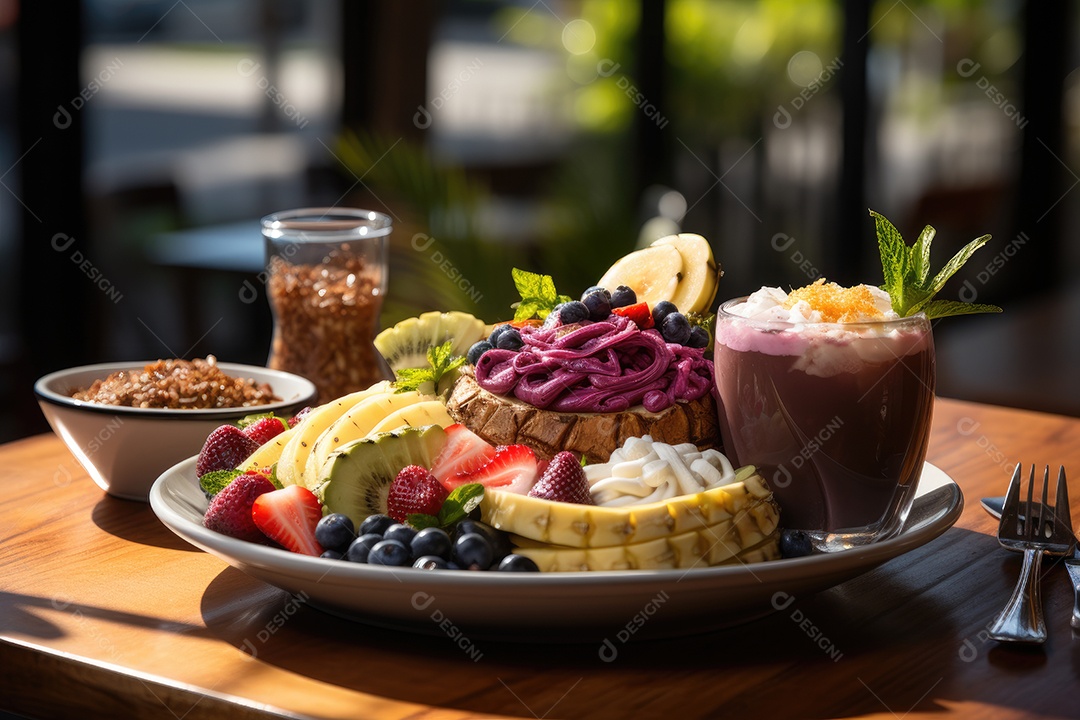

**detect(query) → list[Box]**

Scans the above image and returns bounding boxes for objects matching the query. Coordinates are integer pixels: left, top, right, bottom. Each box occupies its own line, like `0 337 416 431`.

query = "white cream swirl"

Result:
585 435 737 507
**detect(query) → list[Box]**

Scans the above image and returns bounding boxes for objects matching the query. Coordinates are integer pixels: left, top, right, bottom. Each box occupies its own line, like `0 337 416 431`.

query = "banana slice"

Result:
597 244 684 308
302 391 433 488
650 233 720 314
273 382 393 486
240 423 301 473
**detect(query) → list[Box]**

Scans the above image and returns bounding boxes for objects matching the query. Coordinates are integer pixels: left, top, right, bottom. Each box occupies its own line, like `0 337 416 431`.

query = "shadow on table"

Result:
90 494 200 552
193 526 1077 719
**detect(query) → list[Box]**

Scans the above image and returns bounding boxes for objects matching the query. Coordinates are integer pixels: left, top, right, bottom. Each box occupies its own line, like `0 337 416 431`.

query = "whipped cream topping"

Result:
716 285 930 377
726 285 897 324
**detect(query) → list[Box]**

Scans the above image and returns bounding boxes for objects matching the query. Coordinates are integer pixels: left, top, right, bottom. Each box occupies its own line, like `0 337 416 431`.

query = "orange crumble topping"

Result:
782 279 885 322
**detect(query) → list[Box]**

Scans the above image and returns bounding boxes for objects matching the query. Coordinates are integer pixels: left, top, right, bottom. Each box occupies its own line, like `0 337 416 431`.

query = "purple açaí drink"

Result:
713 284 935 549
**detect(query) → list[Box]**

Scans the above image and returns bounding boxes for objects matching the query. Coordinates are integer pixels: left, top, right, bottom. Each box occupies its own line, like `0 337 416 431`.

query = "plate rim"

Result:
150 455 964 589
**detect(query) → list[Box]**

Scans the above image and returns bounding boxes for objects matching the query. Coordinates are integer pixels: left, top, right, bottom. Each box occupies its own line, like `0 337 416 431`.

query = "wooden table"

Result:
2 397 1078 719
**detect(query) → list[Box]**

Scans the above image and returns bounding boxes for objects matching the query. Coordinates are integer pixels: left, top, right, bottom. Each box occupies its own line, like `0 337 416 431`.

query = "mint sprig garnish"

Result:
407 483 485 530
512 268 571 321
394 341 466 395
871 209 1002 319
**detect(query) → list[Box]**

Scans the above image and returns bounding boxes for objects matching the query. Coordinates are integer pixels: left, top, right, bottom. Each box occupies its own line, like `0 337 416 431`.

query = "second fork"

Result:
987 464 1074 644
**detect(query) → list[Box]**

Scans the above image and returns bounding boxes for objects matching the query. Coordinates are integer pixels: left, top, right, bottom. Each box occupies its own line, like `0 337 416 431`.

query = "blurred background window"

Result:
6 0 1078 443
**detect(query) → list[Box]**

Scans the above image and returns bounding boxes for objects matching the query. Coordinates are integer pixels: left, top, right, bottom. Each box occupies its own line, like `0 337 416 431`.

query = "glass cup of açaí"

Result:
713 284 936 552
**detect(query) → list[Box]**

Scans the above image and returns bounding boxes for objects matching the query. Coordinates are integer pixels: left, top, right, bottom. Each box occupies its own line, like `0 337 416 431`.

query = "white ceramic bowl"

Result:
35 361 317 501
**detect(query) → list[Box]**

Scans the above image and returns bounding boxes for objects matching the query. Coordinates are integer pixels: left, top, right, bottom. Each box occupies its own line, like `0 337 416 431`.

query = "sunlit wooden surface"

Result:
2 397 1078 719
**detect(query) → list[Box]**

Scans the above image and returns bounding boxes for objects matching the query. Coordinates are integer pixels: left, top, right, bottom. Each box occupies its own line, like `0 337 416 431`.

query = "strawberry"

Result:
387 465 450 523
242 416 288 446
196 425 260 478
430 424 497 485
288 406 312 428
251 485 324 556
203 471 276 542
612 301 654 329
528 451 594 505
448 444 538 495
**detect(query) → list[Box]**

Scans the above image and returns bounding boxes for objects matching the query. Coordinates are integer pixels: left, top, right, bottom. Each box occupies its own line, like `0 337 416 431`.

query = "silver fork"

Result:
987 464 1075 644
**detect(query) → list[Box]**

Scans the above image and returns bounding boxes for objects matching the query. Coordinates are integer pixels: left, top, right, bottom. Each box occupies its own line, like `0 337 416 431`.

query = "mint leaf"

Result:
869 209 1001 319
911 224 935 286
914 233 993 314
199 469 241 499
393 341 465 395
437 483 485 527
871 210 906 313
511 268 567 321
920 300 1003 320
406 513 441 530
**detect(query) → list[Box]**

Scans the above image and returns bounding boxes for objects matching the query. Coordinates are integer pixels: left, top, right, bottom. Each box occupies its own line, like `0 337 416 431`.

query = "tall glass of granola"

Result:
262 208 393 401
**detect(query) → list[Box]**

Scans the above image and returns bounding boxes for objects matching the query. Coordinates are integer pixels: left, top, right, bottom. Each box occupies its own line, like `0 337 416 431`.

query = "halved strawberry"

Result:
446 444 538 495
251 485 324 556
430 424 497 485
612 301 654 329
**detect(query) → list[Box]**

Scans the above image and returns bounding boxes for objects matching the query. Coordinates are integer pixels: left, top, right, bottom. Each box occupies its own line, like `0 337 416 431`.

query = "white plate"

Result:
150 458 963 642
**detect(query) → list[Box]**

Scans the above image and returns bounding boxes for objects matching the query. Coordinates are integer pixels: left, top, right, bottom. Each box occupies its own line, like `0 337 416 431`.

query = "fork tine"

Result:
1040 465 1051 539
1056 466 1073 537
1001 463 1023 534
1024 464 1036 540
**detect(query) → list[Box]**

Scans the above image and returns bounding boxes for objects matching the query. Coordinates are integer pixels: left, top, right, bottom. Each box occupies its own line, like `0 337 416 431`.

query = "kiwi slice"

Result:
374 311 486 370
315 424 448 527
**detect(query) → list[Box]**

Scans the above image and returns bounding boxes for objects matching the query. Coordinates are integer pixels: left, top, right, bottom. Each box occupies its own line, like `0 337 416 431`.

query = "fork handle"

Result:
988 548 1046 643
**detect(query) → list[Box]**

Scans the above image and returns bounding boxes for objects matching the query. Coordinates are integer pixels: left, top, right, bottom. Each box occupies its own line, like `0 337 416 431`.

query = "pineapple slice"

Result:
513 523 781 572
481 470 777 549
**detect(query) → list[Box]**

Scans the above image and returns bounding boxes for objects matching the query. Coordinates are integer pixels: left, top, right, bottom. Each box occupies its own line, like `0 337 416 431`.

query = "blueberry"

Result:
320 548 345 561
542 306 564 329
495 328 524 351
581 291 611 321
367 539 412 567
558 301 590 324
488 324 513 345
661 312 692 345
687 326 709 349
345 533 383 563
453 519 511 562
497 554 540 572
411 527 452 560
580 286 611 302
779 529 815 558
467 340 493 365
383 523 418 547
652 300 678 326
610 285 637 309
452 532 494 570
413 555 449 570
358 513 394 536
314 513 356 552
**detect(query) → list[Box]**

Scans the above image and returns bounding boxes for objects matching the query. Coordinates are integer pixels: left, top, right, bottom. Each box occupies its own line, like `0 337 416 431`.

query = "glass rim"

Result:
716 295 930 329
261 207 392 242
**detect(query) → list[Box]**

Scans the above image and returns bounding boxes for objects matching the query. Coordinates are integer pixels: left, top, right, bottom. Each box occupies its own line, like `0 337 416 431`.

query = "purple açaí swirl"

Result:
473 315 714 413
